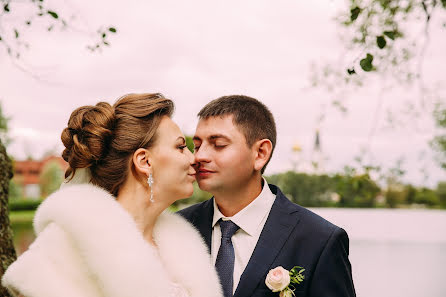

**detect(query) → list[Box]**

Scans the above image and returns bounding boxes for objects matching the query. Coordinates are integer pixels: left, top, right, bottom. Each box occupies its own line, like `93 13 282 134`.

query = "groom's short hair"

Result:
198 95 276 173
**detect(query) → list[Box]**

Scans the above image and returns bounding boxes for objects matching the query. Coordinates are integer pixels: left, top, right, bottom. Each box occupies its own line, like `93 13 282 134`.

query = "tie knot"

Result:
219 219 239 238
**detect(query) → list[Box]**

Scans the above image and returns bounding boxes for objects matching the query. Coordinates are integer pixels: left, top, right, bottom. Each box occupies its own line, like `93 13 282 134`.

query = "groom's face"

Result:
193 115 256 194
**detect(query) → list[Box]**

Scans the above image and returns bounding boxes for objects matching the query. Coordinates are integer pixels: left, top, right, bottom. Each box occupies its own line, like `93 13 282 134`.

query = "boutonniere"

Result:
265 266 305 297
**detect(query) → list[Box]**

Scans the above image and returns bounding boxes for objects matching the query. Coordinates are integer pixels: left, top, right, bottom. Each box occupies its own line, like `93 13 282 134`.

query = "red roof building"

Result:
13 156 68 199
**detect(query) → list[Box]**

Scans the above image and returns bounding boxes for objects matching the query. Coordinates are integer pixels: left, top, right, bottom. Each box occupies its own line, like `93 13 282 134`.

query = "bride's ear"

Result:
132 148 151 176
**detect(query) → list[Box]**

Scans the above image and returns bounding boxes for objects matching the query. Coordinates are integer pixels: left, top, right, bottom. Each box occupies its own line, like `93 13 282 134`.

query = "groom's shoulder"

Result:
270 184 341 233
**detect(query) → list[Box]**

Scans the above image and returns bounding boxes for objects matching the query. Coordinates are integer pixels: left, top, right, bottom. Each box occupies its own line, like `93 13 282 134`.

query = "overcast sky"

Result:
1 0 445 187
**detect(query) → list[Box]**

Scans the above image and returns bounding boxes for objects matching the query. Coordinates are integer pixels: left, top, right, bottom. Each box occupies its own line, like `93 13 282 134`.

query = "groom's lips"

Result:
197 169 215 177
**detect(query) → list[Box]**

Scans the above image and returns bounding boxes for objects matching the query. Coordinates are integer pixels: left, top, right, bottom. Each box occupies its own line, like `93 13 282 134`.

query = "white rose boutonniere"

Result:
265 266 290 292
265 266 305 296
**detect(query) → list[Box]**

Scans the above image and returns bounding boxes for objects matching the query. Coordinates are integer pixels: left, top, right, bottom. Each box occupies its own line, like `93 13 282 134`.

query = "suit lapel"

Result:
192 198 214 251
234 187 300 297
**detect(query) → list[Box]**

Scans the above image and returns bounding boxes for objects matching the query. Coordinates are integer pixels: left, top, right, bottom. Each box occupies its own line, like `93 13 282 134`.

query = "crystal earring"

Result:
147 173 154 203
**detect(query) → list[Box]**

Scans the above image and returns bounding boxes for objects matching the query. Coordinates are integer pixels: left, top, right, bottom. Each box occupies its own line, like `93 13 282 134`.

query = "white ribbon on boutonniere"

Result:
265 266 305 297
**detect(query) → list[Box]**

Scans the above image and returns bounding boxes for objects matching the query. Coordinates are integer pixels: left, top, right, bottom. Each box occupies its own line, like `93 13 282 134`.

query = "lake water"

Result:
11 208 446 296
309 208 446 297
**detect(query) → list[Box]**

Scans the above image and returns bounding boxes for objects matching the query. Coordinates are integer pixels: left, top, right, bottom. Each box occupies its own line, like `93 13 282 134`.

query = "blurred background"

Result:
1 0 446 296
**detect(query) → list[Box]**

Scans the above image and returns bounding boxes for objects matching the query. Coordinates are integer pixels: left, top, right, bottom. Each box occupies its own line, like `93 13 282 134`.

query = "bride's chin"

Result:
183 184 194 198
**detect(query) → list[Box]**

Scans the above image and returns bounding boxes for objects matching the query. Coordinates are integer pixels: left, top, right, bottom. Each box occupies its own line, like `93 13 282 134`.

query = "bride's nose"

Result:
186 147 195 164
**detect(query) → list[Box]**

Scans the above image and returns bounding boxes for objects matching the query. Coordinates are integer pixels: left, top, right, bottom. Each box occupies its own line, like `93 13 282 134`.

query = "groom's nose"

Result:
194 144 211 164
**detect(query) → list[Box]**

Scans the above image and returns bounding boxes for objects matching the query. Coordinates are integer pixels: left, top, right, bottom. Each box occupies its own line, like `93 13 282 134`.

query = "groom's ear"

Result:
132 148 151 176
253 139 272 172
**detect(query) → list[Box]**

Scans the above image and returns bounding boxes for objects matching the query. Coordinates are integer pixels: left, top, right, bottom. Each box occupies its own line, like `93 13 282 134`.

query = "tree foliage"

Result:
0 0 117 59
39 160 64 198
432 103 446 169
340 0 445 75
333 171 381 207
265 170 445 209
0 102 9 145
0 138 16 297
436 181 446 207
267 172 338 207
8 179 22 201
309 0 446 182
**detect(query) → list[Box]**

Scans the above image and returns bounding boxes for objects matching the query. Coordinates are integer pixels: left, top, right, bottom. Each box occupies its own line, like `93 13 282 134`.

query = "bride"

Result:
2 93 223 297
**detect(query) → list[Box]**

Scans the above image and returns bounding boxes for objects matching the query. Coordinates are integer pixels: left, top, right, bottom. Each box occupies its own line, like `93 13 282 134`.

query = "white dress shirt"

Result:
211 178 276 294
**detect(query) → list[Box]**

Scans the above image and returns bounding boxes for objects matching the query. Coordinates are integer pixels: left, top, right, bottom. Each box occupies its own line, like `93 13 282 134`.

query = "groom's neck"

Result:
213 175 263 217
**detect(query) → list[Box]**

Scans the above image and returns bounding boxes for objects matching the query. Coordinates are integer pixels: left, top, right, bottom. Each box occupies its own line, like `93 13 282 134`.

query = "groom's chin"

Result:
196 178 212 192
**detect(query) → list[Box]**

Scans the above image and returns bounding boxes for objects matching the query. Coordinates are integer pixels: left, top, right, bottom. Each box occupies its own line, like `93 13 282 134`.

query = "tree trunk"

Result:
0 139 17 297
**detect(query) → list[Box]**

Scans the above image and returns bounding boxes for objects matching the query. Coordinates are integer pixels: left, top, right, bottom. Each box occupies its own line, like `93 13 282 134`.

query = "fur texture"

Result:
2 184 222 297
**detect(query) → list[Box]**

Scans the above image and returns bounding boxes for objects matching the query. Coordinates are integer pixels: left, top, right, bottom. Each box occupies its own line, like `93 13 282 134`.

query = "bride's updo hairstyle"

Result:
61 93 174 196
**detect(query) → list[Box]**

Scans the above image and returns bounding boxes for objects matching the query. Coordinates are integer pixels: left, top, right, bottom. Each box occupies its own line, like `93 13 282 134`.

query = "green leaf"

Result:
377 36 386 49
0 36 2 41
26 20 32 26
4 3 10 12
102 33 106 38
347 68 356 75
47 10 59 19
359 53 374 72
383 31 395 40
350 7 361 21
14 29 19 39
108 27 117 33
103 41 109 46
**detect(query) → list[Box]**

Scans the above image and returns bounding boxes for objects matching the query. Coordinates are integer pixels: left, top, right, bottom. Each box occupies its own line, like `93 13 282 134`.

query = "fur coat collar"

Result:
2 184 222 297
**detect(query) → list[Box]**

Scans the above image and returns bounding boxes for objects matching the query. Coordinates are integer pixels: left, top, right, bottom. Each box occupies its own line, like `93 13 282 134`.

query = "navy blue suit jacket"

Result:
178 184 356 297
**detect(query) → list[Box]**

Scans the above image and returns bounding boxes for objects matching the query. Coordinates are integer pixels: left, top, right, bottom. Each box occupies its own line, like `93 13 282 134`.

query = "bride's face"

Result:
149 116 196 202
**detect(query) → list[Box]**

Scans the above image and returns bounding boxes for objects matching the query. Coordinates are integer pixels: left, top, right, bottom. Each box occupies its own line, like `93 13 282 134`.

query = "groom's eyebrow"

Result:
209 134 230 141
192 134 230 142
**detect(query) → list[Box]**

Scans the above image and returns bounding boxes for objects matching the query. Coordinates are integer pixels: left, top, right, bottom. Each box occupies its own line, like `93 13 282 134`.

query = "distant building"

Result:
292 128 327 174
12 156 68 199
310 129 325 174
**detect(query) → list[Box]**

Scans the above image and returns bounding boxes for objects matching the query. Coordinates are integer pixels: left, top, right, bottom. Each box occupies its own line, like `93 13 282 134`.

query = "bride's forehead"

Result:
157 116 181 132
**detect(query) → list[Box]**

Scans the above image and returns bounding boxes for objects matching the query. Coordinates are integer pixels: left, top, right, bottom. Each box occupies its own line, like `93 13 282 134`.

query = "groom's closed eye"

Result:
214 141 228 148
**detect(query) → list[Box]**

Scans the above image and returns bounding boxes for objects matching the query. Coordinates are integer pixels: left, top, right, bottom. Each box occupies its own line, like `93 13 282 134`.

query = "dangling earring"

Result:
147 173 154 203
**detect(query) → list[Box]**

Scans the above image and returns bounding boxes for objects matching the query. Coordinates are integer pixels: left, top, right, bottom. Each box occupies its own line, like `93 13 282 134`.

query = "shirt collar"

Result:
212 178 276 236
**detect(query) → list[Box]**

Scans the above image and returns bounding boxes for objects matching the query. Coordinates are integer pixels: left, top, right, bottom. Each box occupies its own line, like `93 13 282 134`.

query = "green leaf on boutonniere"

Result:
289 266 305 285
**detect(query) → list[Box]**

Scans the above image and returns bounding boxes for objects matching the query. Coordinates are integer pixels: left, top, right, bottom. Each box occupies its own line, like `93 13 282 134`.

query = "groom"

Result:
178 95 356 297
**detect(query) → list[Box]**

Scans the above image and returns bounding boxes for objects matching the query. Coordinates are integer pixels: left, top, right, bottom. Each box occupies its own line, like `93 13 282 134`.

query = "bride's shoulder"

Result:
156 211 198 232
154 211 206 246
33 184 124 235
